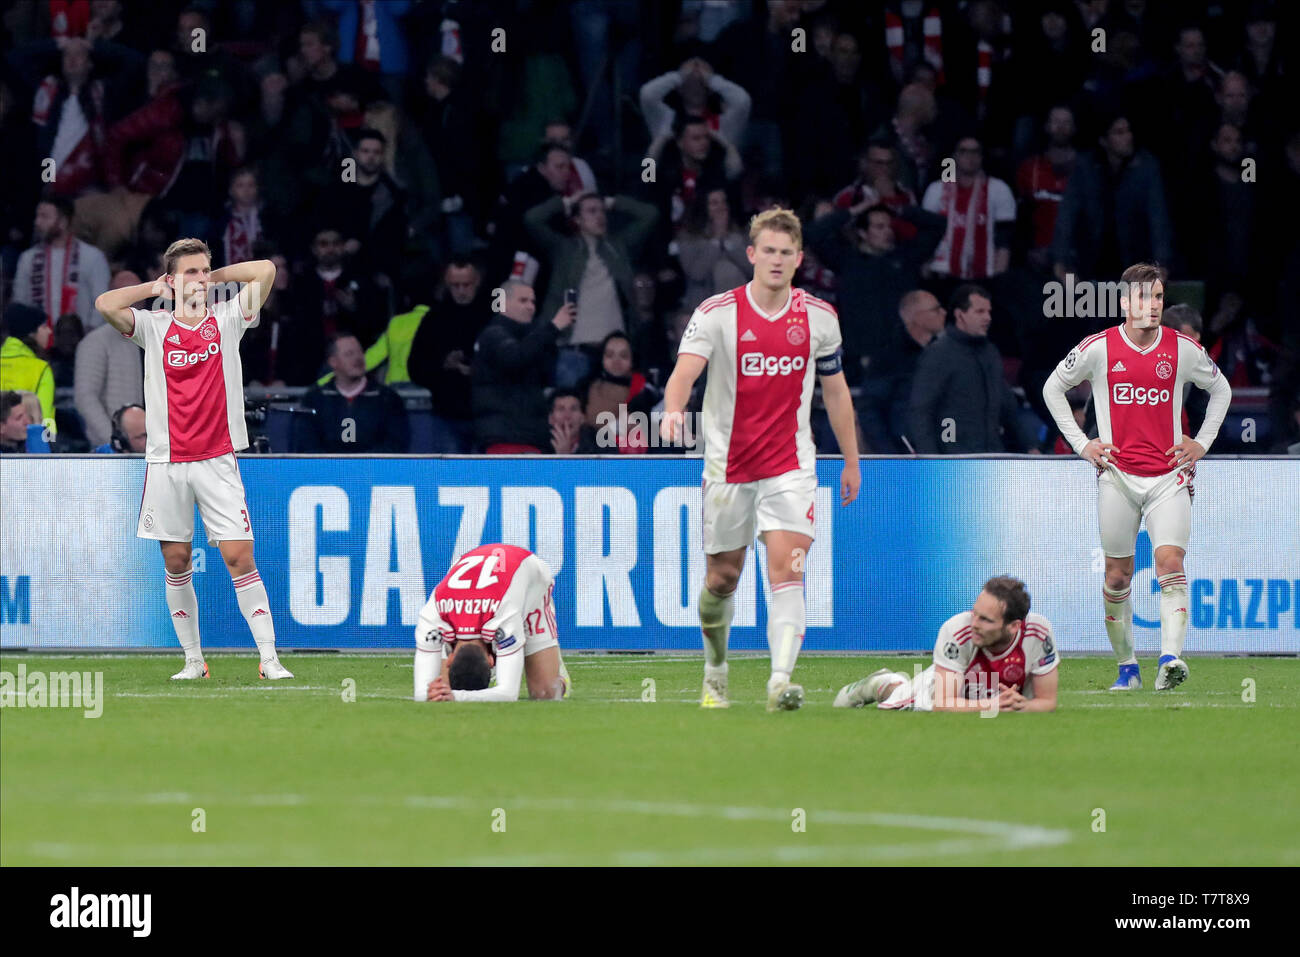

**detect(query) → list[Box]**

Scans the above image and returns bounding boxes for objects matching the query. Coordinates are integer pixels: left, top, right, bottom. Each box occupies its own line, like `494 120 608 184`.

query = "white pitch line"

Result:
31 791 1069 866
450 838 1009 867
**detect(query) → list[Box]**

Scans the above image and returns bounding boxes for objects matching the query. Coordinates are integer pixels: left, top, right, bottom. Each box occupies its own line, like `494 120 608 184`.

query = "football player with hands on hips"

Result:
659 207 861 713
414 544 571 702
1041 262 1231 692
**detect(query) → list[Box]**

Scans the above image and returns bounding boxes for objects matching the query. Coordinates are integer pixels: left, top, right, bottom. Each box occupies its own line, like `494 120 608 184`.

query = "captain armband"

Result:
815 348 844 375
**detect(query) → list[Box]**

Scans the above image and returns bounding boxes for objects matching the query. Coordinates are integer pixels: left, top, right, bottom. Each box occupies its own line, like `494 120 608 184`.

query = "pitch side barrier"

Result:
1 456 1296 652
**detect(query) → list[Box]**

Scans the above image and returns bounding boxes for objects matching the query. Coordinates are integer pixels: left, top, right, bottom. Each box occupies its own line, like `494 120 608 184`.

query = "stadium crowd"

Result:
1 0 1298 454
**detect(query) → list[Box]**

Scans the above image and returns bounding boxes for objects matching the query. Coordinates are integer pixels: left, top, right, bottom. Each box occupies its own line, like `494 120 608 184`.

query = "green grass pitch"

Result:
1 653 1296 866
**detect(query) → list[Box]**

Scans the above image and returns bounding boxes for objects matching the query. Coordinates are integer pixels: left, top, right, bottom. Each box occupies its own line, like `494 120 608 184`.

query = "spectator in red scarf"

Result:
921 134 1015 280
580 331 660 454
647 114 742 238
23 37 112 197
13 195 111 331
321 1 413 105
834 138 919 242
1015 105 1078 273
210 167 269 268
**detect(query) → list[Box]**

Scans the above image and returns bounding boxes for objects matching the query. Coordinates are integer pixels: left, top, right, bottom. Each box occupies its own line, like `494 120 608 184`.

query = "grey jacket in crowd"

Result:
74 322 144 447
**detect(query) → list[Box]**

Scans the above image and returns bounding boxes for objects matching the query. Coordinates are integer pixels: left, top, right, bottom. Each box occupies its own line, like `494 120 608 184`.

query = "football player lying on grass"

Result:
413 543 570 702
834 575 1058 713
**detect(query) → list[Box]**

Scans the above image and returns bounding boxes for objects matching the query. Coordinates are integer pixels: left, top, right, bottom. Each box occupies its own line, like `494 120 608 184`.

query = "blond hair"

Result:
164 238 211 275
748 207 802 249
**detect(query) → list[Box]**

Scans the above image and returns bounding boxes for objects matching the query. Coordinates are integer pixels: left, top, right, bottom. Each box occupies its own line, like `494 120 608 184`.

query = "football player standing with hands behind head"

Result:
95 240 293 681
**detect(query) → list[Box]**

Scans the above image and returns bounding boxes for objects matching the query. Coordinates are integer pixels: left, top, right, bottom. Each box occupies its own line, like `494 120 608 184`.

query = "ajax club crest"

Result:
200 322 218 342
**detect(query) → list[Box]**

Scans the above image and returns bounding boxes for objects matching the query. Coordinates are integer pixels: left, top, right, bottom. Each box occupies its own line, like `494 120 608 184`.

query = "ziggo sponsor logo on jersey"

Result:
166 342 221 367
740 352 806 376
1111 382 1170 406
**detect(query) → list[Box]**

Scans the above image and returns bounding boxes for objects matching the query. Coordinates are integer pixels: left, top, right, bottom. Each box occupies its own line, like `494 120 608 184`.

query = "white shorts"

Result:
1097 466 1193 557
878 665 936 712
520 577 560 657
137 452 253 546
701 468 816 554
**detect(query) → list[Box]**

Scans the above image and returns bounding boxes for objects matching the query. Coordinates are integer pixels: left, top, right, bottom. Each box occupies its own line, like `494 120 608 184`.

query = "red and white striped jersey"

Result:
414 544 554 658
932 610 1058 699
677 282 843 483
125 297 257 463
1050 325 1221 477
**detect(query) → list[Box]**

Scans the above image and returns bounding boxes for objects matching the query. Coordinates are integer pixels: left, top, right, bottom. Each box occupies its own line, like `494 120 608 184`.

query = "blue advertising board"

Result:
2 456 1297 652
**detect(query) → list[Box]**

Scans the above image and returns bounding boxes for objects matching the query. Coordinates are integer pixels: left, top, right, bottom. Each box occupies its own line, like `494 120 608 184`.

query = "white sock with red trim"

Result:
1102 583 1135 664
767 580 805 682
165 567 202 661
232 569 277 660
1157 572 1189 658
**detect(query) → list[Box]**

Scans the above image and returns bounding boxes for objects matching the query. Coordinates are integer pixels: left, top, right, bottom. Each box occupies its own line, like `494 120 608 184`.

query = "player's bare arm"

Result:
818 370 861 505
210 259 276 317
660 352 708 444
1017 668 1057 712
94 277 169 336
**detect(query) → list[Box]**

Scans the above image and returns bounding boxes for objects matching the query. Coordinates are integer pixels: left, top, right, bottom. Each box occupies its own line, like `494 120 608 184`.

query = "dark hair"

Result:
39 194 75 222
682 184 736 236
983 576 1031 625
948 284 992 314
444 257 480 275
599 330 633 361
550 387 585 414
325 332 360 358
0 391 23 421
354 127 386 148
426 54 461 88
569 192 603 217
673 112 710 139
110 403 145 452
301 19 337 53
853 203 892 231
1163 303 1202 335
447 641 493 691
1119 261 1166 288
534 141 571 167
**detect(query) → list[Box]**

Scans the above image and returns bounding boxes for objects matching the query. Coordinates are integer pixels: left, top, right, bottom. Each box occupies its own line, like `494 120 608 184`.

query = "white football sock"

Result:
1158 572 1189 658
165 568 202 660
767 581 805 680
1102 583 1135 664
698 586 734 667
232 569 277 660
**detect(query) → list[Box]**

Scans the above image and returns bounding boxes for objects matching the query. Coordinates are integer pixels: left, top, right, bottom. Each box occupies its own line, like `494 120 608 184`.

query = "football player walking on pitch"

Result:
1042 262 1231 691
660 208 861 711
95 239 292 680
